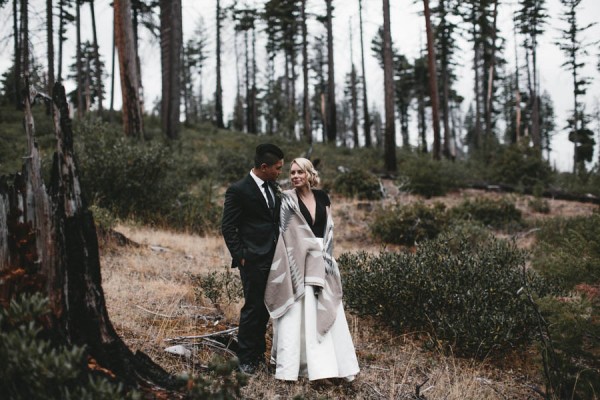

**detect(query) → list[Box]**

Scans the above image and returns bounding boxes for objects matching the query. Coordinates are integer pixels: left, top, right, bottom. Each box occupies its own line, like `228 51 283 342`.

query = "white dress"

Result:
270 240 360 381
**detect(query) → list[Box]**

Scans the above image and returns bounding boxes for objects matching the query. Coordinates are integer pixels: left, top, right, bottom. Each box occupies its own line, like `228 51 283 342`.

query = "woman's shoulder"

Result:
312 189 331 206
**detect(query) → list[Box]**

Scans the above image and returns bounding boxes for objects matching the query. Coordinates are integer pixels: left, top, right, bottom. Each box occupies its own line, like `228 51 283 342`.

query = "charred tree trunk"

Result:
0 81 178 392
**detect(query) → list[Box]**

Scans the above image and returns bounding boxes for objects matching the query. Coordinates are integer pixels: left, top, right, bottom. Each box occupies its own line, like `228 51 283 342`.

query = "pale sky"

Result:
1 0 599 171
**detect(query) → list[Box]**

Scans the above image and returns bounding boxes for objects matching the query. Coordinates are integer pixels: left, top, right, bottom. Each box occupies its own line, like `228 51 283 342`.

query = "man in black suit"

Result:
221 143 284 374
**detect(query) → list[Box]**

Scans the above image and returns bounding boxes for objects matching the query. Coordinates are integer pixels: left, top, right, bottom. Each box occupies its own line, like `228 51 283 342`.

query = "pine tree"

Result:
515 0 548 152
556 0 596 173
382 0 396 172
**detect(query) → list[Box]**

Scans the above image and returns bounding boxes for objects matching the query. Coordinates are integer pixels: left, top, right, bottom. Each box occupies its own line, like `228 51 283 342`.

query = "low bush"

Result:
535 295 600 400
340 229 555 358
449 197 523 230
191 269 243 308
332 169 382 200
74 118 223 234
0 293 138 399
76 120 177 221
527 197 551 214
553 167 600 197
163 182 222 234
486 144 554 188
398 154 467 197
532 213 600 289
370 202 447 246
215 148 253 185
183 356 248 399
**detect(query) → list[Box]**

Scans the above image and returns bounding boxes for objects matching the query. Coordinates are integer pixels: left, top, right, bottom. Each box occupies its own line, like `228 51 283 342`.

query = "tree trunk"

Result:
325 0 337 144
114 0 144 138
351 64 359 148
0 80 177 393
89 0 103 114
46 0 54 96
244 30 254 134
301 0 311 143
424 0 441 160
438 0 451 158
13 0 21 109
57 0 63 81
215 0 225 129
251 28 258 133
131 4 144 114
75 0 83 117
160 0 182 139
471 6 481 150
358 0 371 148
20 0 29 109
382 0 396 172
109 22 116 120
182 48 190 122
531 35 541 151
484 0 498 149
513 18 521 142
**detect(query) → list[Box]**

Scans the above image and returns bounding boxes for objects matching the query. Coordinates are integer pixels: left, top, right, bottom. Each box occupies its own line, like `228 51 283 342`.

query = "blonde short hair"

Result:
291 157 320 188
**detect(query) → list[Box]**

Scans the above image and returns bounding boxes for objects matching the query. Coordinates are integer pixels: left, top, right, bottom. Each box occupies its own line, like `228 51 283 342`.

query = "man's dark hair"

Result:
254 143 284 167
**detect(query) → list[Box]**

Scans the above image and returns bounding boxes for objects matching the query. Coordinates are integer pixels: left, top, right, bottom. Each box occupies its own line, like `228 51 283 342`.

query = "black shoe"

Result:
239 363 257 376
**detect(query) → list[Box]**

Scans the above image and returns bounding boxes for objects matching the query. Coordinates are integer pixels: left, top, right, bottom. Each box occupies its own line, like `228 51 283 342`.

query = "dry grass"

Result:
99 189 596 399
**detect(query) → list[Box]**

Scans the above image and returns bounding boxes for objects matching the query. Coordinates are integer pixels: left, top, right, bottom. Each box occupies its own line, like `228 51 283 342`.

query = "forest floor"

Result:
99 185 598 399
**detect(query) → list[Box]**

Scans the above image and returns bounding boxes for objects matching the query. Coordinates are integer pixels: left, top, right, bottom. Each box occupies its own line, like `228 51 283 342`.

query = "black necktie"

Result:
262 182 274 209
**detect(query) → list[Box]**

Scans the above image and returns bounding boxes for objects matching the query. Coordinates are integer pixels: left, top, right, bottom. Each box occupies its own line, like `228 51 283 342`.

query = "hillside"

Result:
100 188 597 399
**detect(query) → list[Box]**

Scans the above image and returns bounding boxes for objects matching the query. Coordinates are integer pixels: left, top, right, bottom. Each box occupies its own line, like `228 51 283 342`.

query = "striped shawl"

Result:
264 189 343 338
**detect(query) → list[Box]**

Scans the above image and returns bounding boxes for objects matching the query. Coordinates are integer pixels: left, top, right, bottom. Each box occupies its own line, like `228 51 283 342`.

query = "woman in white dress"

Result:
264 158 360 382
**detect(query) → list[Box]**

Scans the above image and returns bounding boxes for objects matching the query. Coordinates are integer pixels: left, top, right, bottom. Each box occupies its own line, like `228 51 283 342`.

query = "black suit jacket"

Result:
221 174 281 268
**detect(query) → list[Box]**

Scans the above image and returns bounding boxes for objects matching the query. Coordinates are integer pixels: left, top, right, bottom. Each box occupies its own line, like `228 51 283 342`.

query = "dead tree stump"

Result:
0 82 178 392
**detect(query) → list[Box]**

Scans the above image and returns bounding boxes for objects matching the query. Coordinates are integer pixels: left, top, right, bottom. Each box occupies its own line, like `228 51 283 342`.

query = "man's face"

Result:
261 159 284 182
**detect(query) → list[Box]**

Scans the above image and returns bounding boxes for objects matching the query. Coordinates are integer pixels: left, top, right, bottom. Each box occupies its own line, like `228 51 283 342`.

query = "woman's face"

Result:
290 162 308 189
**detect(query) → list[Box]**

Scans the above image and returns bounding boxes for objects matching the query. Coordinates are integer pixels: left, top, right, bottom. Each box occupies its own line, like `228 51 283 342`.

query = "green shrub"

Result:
76 120 177 221
164 182 221 234
398 154 467 197
191 269 243 307
75 119 221 234
340 229 554 358
449 197 523 230
332 169 382 200
532 213 600 289
0 293 138 399
553 167 600 197
487 143 553 188
528 197 551 214
89 204 118 232
370 202 447 245
536 295 600 400
183 356 248 399
215 148 253 185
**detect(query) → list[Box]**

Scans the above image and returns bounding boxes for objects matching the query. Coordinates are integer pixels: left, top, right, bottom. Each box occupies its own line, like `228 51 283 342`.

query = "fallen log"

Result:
467 182 600 205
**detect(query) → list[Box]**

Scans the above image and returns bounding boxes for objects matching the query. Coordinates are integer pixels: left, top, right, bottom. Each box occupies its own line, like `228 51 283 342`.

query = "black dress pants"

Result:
237 262 271 366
